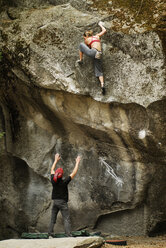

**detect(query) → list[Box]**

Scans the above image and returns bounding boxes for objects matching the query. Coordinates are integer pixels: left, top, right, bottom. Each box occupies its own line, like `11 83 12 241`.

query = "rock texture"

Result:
0 237 104 248
0 0 166 240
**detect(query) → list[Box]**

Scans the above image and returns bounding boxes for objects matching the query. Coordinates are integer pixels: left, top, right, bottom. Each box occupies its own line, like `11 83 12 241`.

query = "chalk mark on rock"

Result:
99 157 124 187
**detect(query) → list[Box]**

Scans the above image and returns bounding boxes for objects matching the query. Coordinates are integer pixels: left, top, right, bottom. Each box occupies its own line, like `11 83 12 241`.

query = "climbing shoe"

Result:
49 235 54 239
76 59 83 65
101 87 105 95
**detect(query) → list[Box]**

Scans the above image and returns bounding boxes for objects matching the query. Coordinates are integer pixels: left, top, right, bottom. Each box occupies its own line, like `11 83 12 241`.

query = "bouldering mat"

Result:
50 230 90 238
21 230 91 239
21 233 49 239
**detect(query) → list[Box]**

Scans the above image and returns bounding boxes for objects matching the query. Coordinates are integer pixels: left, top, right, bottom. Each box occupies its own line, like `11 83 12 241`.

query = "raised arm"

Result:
96 21 106 37
70 156 81 179
51 153 61 174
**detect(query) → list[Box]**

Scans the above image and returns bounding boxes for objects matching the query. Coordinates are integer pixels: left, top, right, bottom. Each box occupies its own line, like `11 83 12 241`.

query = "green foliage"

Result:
0 132 5 139
91 0 156 24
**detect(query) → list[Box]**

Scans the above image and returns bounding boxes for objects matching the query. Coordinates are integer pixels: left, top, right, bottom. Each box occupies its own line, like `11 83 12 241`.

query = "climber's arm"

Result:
96 21 106 37
51 153 61 174
70 156 81 179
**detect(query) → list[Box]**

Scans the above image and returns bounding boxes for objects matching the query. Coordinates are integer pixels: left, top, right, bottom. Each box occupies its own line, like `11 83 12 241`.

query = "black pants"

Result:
48 199 71 236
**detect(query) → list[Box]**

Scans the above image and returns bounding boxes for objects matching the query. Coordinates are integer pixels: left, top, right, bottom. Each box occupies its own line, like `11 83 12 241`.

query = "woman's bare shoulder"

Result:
94 34 100 39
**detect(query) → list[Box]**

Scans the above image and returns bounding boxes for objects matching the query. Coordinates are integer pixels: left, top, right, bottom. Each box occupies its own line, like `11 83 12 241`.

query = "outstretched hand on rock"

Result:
98 21 105 27
76 156 81 164
55 153 61 161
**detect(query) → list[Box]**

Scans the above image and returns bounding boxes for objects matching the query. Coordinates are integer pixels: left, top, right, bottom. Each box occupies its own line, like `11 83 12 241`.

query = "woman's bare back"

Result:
85 35 102 51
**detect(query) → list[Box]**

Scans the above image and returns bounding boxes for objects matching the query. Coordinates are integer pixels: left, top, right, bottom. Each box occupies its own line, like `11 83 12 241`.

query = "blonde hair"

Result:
84 30 93 37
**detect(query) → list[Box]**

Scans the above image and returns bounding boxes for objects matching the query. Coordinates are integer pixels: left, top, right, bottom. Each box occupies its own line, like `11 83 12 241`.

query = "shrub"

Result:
0 132 5 139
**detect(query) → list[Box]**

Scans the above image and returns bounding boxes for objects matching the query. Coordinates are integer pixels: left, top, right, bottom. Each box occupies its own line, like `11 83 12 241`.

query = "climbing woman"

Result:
77 21 106 95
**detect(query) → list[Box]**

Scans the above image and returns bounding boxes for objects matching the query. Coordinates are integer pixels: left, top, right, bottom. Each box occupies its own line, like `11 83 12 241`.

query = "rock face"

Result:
0 0 48 8
0 0 166 240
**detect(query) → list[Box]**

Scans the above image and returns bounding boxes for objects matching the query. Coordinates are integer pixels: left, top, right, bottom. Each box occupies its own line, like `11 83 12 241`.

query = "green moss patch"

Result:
91 0 165 29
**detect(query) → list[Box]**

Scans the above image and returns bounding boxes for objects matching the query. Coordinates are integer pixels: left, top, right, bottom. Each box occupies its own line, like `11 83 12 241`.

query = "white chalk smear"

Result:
99 157 124 187
138 129 146 139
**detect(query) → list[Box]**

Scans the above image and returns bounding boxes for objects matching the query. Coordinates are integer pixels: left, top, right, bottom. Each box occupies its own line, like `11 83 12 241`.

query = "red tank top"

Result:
88 36 100 48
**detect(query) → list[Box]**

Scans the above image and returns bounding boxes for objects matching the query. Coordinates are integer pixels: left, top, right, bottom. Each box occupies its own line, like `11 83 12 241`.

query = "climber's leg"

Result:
77 43 96 64
99 76 105 95
77 50 84 65
48 200 59 235
94 58 105 95
99 76 104 87
79 50 83 61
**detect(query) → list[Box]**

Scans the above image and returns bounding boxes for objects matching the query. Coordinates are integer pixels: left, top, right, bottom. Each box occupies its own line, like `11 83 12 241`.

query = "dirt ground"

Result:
102 234 166 248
